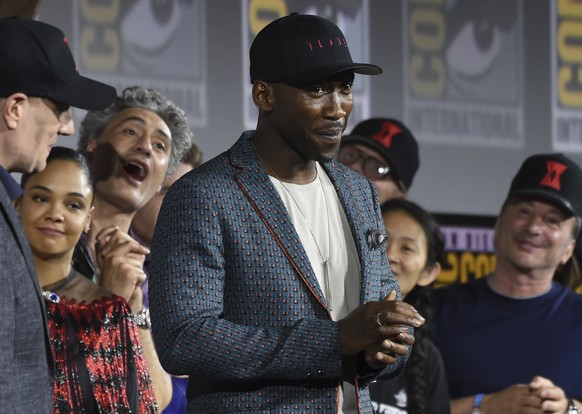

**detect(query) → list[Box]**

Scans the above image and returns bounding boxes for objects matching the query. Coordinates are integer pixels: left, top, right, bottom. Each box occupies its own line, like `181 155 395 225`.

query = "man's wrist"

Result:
134 307 151 330
472 393 484 414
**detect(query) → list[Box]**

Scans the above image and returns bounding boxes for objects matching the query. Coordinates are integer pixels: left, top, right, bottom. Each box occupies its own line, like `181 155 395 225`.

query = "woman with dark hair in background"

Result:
16 147 158 413
370 199 450 414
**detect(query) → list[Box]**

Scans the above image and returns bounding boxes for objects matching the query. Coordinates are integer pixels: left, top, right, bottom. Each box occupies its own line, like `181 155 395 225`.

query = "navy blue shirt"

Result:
433 277 582 401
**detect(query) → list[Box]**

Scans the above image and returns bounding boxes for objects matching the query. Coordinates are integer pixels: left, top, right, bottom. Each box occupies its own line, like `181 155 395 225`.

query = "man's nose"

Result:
58 108 75 136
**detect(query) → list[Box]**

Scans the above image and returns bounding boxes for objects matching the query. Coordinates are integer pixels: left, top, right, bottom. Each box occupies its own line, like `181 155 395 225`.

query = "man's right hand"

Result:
95 226 149 308
336 290 425 366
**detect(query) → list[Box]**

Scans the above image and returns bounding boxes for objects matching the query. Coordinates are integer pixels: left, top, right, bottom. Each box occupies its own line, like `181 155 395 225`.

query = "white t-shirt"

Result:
270 163 361 414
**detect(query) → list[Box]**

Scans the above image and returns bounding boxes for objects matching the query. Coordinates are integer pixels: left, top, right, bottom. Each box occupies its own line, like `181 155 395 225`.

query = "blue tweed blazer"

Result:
150 131 404 414
0 181 52 412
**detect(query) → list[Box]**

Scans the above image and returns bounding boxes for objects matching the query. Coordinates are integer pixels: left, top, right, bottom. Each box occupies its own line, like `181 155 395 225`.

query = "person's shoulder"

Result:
556 283 582 306
184 151 228 178
432 278 485 303
168 151 231 193
434 277 484 293
180 131 253 181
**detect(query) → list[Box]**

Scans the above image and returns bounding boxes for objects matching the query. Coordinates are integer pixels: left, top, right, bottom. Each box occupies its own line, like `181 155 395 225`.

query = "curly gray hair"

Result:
78 85 193 175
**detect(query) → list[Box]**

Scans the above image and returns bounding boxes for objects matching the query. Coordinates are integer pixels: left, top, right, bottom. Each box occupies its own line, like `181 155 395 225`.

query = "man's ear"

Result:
2 93 27 130
252 81 275 112
561 239 576 266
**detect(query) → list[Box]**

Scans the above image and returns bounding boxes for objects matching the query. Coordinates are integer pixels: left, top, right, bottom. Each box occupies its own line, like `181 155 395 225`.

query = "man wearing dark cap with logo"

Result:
0 16 116 412
432 153 582 414
150 13 424 414
339 118 420 203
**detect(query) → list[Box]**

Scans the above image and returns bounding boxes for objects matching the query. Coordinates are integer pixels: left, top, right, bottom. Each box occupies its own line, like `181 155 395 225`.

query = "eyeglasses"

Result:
337 146 392 181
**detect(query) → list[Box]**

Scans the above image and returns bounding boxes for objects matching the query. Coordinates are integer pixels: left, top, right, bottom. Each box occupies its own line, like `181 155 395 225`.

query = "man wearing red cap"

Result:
339 118 420 203
433 153 582 414
0 16 115 412
150 13 423 414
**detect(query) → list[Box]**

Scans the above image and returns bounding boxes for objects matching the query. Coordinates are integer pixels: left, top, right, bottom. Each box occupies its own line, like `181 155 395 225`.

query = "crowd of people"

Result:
1 10 582 414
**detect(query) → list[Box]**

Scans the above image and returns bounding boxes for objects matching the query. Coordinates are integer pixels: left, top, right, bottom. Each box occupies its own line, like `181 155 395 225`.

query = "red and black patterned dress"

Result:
43 272 158 413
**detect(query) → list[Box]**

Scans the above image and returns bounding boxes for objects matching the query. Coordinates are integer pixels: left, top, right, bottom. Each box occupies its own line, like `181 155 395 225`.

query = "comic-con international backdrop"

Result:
32 0 582 285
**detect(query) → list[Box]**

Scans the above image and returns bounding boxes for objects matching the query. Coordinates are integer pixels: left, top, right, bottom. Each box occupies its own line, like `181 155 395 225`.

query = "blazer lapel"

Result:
322 162 382 303
0 182 55 372
229 134 329 310
0 185 43 298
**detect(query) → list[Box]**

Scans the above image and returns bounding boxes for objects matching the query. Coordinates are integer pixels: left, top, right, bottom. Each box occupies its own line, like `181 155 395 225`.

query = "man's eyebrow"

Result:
120 115 171 140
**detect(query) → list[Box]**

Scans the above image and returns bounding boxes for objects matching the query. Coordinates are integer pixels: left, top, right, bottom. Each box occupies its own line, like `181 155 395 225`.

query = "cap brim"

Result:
47 76 117 111
288 63 382 85
512 189 579 218
351 63 383 75
342 134 397 170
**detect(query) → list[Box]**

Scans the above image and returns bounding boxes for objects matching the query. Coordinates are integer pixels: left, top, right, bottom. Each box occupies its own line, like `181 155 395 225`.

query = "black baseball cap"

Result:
0 16 116 110
506 153 582 218
249 13 382 84
341 118 420 191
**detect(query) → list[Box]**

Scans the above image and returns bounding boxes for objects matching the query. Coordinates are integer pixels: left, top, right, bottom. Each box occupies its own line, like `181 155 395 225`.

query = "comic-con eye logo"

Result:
77 0 206 124
408 0 517 99
79 0 195 72
405 0 522 148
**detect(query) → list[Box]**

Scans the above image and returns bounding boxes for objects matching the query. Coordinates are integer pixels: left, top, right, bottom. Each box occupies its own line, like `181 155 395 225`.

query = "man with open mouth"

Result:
74 85 194 411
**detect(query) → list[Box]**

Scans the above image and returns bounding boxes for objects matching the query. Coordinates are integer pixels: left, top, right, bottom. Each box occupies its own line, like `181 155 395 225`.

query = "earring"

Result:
84 225 91 234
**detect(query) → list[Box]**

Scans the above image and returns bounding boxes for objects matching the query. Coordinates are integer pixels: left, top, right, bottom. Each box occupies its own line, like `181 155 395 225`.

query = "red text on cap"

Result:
307 37 348 51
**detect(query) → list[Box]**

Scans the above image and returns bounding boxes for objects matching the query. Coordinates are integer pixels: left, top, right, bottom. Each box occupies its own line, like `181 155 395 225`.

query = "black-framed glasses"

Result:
337 146 391 181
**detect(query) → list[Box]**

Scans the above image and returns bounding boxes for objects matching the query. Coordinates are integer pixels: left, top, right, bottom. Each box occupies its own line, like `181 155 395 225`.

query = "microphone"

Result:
367 229 387 250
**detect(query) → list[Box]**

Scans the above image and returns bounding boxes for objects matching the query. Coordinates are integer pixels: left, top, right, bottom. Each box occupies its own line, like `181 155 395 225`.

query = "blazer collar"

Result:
0 184 43 297
230 132 327 306
229 131 373 308
0 166 22 200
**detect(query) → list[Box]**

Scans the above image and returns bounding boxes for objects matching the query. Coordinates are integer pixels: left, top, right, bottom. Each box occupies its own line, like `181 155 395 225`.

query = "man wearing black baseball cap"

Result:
432 153 582 414
150 12 422 414
0 16 115 412
339 118 420 203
